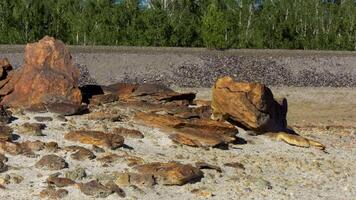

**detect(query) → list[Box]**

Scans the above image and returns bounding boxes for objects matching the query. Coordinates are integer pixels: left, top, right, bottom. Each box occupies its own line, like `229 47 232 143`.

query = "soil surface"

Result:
0 46 355 200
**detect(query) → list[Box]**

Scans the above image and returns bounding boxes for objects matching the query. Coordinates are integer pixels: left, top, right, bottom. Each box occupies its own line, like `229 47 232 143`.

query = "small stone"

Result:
21 140 45 152
65 167 86 181
224 162 245 170
18 123 45 136
35 155 67 170
45 142 59 152
9 173 24 184
64 130 124 149
56 115 67 122
87 111 123 122
114 173 130 187
0 125 12 142
0 161 8 173
0 153 7 162
77 180 113 198
47 176 75 187
0 141 23 155
129 173 155 188
34 116 53 122
92 145 105 153
105 181 126 198
70 148 96 161
97 153 121 165
254 178 272 190
89 94 119 105
40 187 68 199
195 162 222 173
0 106 12 124
134 162 203 185
191 188 213 198
113 127 144 139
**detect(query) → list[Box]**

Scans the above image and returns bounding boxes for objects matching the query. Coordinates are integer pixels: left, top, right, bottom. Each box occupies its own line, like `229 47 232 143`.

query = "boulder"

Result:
211 76 287 133
0 36 82 112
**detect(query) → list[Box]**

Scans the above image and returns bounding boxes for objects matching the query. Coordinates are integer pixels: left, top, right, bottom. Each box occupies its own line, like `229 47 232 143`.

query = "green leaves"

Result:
0 0 354 50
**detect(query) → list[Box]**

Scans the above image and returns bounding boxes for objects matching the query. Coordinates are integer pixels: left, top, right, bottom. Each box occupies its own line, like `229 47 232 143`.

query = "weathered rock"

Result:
113 127 144 139
45 103 87 116
40 187 68 199
0 106 12 124
89 94 119 105
86 111 123 122
45 142 59 152
114 173 130 187
0 36 82 112
0 58 12 79
47 176 75 187
195 162 222 173
224 162 245 170
97 153 121 165
9 173 24 184
134 162 203 185
105 181 126 198
0 125 12 142
129 173 155 188
135 112 237 147
18 123 45 136
211 76 287 133
266 132 325 149
0 161 8 173
21 140 46 152
102 83 137 100
0 141 23 155
77 180 113 198
35 155 67 170
70 148 96 161
0 153 7 162
34 116 53 122
64 131 124 149
65 167 86 181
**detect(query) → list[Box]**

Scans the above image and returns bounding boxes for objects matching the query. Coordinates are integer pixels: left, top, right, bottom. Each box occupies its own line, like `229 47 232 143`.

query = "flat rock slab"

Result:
35 154 67 170
134 162 203 185
77 180 113 198
64 130 124 149
134 112 237 147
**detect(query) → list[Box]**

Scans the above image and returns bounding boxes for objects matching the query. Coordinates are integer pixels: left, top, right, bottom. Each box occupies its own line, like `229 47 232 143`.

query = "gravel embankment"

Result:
0 47 355 87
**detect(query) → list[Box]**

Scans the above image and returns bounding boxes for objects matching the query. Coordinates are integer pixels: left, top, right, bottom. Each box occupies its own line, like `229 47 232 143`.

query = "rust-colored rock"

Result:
134 162 203 185
211 76 287 133
134 112 237 147
0 58 12 80
0 125 12 142
0 141 23 155
0 36 82 111
113 127 144 139
47 177 75 187
77 180 113 198
64 131 124 149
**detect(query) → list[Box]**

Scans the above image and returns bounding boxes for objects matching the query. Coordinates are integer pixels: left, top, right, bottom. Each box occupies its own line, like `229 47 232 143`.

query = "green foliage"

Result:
0 0 354 50
202 2 229 49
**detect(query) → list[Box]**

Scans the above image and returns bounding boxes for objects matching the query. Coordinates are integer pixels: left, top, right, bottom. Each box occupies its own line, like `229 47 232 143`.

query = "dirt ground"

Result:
0 47 355 200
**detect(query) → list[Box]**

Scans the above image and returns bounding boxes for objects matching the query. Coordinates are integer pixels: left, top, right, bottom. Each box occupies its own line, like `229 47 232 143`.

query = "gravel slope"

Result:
1 46 355 87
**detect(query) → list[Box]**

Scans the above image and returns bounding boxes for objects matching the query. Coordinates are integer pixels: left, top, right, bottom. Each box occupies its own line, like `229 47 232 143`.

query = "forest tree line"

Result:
0 0 355 50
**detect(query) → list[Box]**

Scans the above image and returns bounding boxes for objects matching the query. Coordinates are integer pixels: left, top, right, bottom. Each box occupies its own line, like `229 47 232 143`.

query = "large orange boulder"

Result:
0 36 82 110
211 76 287 133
